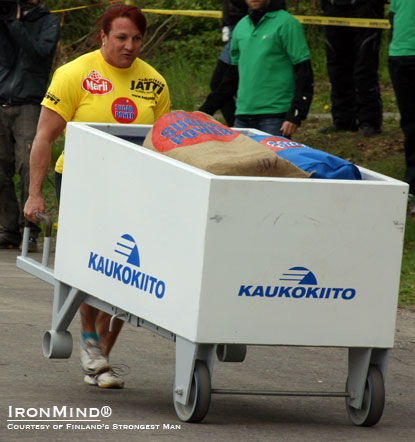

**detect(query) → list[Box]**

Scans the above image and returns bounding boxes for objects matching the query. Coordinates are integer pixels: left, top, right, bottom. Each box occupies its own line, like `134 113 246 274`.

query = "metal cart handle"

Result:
22 212 52 267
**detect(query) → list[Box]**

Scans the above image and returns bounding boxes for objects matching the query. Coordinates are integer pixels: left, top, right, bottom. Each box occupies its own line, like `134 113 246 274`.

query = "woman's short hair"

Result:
99 5 147 36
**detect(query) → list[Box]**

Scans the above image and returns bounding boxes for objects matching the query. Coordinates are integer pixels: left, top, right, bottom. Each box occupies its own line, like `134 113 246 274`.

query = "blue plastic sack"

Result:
249 135 361 180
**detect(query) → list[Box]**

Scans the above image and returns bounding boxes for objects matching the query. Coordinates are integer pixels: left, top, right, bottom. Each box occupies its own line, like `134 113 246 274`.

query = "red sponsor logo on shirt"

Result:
152 111 239 152
111 97 137 123
82 70 113 95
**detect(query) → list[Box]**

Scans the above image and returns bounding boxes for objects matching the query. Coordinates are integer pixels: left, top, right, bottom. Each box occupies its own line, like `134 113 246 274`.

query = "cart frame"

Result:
16 121 407 425
17 220 389 425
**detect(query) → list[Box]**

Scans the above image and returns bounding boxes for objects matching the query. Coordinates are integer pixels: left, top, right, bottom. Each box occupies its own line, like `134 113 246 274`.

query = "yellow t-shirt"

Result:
41 50 171 173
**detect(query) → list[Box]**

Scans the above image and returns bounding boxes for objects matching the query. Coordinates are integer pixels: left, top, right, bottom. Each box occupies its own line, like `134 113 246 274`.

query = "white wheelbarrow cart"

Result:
17 122 408 426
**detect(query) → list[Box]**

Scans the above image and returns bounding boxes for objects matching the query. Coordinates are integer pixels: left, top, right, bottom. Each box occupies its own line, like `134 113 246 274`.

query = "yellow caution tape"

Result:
50 5 390 30
52 1 122 14
296 15 390 29
141 10 390 30
141 9 222 19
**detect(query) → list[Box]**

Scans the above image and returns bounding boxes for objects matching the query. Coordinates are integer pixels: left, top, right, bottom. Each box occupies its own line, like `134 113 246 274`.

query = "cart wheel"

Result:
42 330 73 359
346 365 385 427
173 360 211 423
217 344 247 362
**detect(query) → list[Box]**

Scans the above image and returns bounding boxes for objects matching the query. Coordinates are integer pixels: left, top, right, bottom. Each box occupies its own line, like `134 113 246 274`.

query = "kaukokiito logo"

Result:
238 266 356 300
114 234 140 267
88 234 166 299
279 266 318 285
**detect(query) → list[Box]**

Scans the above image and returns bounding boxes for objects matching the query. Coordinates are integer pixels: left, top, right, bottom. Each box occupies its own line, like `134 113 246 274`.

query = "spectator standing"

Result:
208 0 248 126
200 0 313 138
319 0 385 137
388 0 415 210
0 0 60 252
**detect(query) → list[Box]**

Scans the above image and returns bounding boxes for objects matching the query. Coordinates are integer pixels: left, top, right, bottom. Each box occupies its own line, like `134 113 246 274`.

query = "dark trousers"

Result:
0 103 41 242
209 59 236 127
389 57 415 194
234 115 286 137
322 1 384 130
55 171 62 203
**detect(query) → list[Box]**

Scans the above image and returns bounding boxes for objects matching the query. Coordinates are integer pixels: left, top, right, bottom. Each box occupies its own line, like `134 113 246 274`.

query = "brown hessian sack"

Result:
143 111 310 178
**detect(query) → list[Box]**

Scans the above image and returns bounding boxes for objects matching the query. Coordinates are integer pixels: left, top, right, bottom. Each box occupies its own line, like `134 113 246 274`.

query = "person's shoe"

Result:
359 124 380 137
0 236 20 249
19 237 38 253
80 338 110 375
319 125 357 134
84 369 125 389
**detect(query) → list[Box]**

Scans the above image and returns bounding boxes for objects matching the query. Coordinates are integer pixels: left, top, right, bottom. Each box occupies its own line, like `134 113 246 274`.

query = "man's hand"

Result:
281 121 298 138
23 107 66 224
24 195 45 223
222 26 230 42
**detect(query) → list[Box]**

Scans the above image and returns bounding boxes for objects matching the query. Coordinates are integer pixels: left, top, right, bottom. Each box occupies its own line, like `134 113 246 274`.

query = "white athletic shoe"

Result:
80 338 110 375
84 369 125 389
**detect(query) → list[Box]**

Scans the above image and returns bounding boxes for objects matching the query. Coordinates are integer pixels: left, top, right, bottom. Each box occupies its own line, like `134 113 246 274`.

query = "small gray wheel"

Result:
42 330 73 359
346 365 385 427
217 344 247 362
173 360 211 423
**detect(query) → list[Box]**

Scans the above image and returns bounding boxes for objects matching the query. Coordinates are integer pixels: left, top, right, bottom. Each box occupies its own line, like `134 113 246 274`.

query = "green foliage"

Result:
141 0 222 66
47 0 105 44
401 217 415 306
154 57 213 110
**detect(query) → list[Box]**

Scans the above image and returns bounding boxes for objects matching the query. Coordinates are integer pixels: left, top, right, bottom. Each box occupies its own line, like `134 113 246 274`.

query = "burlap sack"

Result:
143 111 310 178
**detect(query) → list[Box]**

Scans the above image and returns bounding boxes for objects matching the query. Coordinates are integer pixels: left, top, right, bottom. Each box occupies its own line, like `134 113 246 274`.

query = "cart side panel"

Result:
195 177 407 347
54 123 212 341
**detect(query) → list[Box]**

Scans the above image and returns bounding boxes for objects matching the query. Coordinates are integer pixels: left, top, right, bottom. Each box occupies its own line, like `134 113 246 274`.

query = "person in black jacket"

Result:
0 0 60 252
207 0 249 127
319 0 386 137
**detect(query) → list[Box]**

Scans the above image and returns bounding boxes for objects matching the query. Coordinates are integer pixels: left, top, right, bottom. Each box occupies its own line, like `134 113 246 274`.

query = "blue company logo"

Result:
280 266 318 285
87 234 166 299
114 234 140 267
238 266 356 300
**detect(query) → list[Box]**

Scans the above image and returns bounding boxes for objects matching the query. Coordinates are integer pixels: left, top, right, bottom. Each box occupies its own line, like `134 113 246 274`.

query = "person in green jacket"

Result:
200 0 313 138
388 0 415 214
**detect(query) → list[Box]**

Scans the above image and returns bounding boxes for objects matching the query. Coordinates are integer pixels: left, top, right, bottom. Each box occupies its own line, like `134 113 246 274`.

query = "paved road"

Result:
1 249 414 442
